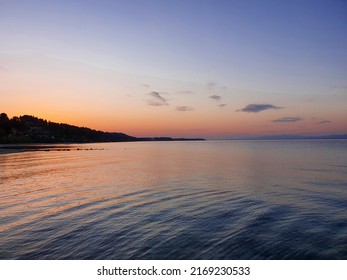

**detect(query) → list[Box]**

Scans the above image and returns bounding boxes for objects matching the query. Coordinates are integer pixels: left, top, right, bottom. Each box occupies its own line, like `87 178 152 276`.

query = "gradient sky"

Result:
1 0 346 139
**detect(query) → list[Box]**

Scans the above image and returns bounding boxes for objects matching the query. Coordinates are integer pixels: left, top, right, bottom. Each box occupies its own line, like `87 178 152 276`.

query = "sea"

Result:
0 140 346 259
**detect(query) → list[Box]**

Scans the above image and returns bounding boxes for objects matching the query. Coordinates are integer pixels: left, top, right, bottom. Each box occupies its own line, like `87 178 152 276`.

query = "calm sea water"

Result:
0 140 346 259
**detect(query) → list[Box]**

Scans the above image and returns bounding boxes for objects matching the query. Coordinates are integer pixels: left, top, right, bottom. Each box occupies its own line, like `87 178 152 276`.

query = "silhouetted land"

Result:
229 134 347 140
0 113 205 144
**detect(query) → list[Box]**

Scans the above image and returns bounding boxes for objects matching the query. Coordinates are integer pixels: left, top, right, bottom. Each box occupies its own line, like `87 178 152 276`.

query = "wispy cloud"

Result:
141 84 150 88
206 82 217 90
0 66 7 72
208 93 227 107
206 81 227 91
147 91 169 106
238 104 282 113
272 117 303 123
178 90 194 94
176 106 194 112
318 120 331 124
209 95 222 101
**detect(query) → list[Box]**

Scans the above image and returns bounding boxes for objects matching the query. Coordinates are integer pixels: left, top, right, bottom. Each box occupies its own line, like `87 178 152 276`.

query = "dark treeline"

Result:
0 113 137 144
0 113 205 144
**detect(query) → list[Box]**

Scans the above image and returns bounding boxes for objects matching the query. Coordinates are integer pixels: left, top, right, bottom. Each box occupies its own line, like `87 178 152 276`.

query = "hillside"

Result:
0 113 138 144
0 113 205 144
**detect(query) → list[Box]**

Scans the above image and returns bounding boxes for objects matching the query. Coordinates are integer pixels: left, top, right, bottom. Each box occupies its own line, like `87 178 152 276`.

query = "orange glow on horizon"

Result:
4 108 345 139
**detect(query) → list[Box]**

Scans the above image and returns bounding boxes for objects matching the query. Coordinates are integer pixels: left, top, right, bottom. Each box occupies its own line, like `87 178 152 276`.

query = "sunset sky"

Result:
1 0 346 139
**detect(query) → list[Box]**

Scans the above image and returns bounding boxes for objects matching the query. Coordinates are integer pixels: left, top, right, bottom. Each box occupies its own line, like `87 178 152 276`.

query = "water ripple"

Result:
1 141 347 259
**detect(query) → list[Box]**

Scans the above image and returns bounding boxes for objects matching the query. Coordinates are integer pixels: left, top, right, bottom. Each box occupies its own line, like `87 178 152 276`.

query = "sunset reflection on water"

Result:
1 141 347 259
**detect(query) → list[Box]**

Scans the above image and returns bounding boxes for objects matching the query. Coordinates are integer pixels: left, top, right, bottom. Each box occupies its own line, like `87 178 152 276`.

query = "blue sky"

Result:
1 0 346 138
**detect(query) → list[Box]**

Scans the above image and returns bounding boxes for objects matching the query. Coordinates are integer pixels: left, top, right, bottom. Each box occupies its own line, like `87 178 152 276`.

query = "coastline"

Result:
0 144 79 154
0 138 206 154
0 148 23 155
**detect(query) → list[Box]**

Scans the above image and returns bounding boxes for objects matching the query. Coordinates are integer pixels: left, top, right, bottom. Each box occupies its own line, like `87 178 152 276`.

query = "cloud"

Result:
206 82 217 90
206 81 227 91
272 117 303 123
178 90 194 94
238 104 282 113
209 94 226 108
176 106 194 112
0 66 7 72
141 84 150 88
209 95 222 101
318 120 331 124
147 91 169 106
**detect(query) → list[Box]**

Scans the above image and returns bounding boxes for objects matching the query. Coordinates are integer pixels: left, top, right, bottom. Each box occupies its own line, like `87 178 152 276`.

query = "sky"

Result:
1 0 346 139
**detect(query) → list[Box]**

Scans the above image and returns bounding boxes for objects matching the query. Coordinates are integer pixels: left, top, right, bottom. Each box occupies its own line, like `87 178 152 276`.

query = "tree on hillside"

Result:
0 113 9 123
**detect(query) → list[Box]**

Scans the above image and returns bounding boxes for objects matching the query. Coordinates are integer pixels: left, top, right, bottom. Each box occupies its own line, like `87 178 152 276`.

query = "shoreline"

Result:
0 144 86 154
0 148 25 155
0 143 111 154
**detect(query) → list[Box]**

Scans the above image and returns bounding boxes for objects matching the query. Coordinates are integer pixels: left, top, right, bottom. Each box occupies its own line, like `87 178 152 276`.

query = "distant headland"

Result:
0 113 205 144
